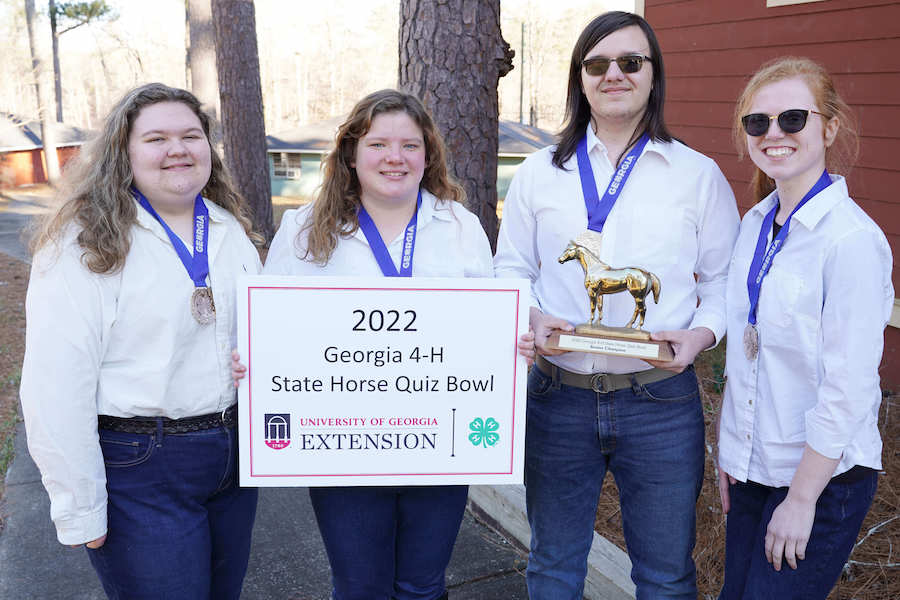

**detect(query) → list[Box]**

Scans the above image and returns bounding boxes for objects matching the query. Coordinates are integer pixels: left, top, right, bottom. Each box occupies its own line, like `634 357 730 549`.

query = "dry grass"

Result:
593 344 899 599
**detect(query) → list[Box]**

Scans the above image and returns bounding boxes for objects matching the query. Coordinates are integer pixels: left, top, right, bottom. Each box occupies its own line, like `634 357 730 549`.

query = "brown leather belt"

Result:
535 354 675 393
98 404 238 434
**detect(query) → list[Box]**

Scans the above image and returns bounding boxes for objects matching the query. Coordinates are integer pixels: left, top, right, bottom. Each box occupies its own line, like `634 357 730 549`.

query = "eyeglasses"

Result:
581 54 652 77
741 109 826 136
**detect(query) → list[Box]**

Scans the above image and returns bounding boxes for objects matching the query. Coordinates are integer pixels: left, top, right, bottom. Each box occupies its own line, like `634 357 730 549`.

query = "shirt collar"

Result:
748 174 848 231
349 189 453 243
583 123 671 165
134 196 227 234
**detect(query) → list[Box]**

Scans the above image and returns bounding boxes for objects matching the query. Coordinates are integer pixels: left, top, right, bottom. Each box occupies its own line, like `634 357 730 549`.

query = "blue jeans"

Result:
86 421 258 600
525 365 704 599
719 472 877 600
309 485 468 600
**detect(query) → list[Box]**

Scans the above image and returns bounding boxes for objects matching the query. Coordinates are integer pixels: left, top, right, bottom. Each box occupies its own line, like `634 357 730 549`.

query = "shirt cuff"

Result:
54 505 107 546
804 412 845 461
688 312 725 348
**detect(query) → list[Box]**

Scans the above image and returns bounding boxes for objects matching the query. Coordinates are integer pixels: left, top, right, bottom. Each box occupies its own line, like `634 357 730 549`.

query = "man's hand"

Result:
530 307 573 356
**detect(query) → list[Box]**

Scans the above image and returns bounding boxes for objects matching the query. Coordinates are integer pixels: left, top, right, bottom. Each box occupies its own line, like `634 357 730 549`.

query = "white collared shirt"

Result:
718 176 893 487
494 125 739 374
20 199 261 544
264 189 494 279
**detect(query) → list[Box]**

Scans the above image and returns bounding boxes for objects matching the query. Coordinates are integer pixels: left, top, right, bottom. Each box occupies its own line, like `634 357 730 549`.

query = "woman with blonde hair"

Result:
257 88 533 600
21 83 261 599
717 57 892 599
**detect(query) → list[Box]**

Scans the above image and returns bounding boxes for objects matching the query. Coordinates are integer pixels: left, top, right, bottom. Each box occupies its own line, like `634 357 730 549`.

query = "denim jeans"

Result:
719 471 877 600
524 364 704 600
309 485 468 600
86 420 258 600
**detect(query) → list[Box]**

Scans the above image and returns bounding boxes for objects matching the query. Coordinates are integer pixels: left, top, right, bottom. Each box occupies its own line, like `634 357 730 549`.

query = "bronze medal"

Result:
743 323 759 360
191 287 216 325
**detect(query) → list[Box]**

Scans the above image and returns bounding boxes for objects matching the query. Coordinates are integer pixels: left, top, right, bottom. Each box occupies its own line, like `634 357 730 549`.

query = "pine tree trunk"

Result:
187 0 220 121
399 0 513 249
24 0 61 184
211 0 273 242
49 0 63 123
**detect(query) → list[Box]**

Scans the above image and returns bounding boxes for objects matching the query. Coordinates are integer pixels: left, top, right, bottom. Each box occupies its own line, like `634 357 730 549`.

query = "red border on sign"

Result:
246 284 522 480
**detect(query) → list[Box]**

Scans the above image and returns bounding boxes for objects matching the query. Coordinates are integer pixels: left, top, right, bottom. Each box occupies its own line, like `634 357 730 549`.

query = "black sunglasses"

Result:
741 109 826 137
581 54 651 77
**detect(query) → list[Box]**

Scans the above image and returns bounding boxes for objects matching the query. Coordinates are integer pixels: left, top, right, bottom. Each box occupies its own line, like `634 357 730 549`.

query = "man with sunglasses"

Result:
494 11 739 599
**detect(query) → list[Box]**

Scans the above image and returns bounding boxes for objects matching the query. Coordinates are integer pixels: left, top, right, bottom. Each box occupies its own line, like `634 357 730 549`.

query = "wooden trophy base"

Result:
547 324 675 361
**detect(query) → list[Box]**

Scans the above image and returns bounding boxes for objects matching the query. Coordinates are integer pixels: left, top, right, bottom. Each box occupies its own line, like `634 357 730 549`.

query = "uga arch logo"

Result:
264 413 291 450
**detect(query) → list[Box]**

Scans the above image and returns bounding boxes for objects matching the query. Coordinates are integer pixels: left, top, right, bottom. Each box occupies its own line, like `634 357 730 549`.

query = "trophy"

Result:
547 231 675 361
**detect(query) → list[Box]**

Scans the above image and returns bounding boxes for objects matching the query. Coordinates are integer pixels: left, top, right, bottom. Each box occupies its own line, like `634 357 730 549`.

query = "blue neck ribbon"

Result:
357 189 422 277
576 132 650 233
133 188 210 288
746 169 832 325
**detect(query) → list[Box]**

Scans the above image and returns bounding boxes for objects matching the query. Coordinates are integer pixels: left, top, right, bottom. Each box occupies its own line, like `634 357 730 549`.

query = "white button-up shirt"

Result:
494 125 739 374
718 176 893 487
20 199 261 544
264 190 494 279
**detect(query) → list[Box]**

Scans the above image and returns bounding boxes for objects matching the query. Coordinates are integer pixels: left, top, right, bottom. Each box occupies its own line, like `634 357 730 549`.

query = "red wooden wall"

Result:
644 0 900 389
0 146 80 188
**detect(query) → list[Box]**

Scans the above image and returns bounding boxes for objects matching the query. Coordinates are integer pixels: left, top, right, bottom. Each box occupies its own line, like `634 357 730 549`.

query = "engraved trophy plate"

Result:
191 287 216 325
547 231 674 361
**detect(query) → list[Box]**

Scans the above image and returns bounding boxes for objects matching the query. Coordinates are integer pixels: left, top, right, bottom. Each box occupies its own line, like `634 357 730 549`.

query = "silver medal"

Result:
743 323 759 360
190 287 216 325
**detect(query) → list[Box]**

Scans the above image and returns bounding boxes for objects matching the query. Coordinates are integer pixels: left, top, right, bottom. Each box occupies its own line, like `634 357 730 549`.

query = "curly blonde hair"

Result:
300 89 464 264
733 57 859 202
32 83 258 273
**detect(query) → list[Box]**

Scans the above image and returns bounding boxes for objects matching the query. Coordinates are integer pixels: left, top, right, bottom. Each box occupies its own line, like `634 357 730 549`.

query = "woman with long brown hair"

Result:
21 83 261 599
259 88 533 600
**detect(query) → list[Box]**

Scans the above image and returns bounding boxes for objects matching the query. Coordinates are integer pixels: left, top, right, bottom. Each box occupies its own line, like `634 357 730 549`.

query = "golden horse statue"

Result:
558 233 660 330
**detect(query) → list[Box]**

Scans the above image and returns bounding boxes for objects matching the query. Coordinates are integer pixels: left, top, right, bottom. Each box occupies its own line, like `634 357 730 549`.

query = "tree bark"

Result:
211 0 273 242
187 0 220 121
24 0 61 184
49 0 63 122
399 0 513 248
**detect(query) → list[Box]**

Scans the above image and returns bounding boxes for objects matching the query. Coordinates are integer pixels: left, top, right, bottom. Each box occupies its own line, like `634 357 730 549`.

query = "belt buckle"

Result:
590 373 611 393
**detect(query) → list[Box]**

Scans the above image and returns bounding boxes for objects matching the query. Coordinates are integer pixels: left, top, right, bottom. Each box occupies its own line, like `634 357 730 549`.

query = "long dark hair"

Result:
552 11 673 169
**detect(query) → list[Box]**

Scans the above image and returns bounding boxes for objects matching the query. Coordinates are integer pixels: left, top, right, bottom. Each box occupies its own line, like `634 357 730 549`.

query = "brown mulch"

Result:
0 256 28 525
593 345 899 599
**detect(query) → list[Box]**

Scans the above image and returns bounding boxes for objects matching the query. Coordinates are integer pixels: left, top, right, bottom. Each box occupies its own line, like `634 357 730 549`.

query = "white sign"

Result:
237 275 529 486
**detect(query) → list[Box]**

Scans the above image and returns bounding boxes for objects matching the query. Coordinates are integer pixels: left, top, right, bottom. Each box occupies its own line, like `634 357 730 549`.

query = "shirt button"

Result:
749 399 753 405
746 434 751 440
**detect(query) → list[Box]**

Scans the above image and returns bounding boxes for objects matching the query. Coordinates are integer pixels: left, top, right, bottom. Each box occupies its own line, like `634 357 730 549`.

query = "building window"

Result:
767 0 827 6
272 152 301 179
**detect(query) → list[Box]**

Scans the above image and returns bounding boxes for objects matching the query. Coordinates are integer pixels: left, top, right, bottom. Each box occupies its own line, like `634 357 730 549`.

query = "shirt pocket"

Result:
757 266 804 328
627 205 684 268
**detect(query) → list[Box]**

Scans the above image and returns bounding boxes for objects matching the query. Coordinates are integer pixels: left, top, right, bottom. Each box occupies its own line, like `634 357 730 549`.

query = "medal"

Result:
190 287 216 325
133 189 215 325
743 323 759 360
744 170 832 360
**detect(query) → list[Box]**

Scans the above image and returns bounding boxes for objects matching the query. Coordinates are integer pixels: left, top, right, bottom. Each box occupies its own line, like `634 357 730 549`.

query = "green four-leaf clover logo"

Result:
468 417 500 448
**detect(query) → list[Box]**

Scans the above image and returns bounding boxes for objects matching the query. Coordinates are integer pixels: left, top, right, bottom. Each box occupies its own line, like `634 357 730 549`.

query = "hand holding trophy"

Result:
547 230 675 360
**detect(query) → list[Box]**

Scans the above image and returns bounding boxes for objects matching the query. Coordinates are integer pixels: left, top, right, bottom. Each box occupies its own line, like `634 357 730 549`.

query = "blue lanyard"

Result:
133 188 210 288
357 189 422 277
746 170 832 324
576 132 650 233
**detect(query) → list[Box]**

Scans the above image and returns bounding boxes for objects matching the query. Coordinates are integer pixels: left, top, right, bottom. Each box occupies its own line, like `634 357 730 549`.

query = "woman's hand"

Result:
530 307 573 357
517 331 536 366
765 496 815 571
718 466 737 514
71 534 106 549
231 349 247 388
646 327 715 373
